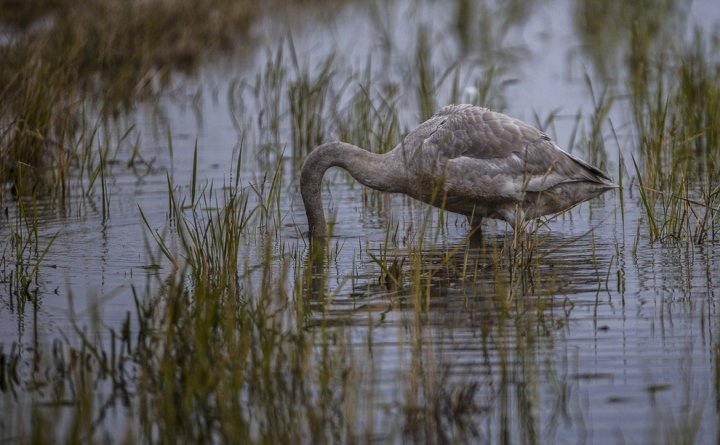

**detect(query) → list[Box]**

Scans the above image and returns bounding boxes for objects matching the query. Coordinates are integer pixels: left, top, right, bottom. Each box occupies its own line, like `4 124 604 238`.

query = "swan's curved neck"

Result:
300 141 407 238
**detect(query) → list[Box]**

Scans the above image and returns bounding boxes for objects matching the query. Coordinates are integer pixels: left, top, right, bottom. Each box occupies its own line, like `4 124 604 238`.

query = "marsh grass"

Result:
288 50 337 158
335 69 401 155
0 59 79 197
1 149 356 443
247 45 287 147
1 188 58 311
415 26 439 121
0 0 256 195
630 32 720 244
3 2 719 443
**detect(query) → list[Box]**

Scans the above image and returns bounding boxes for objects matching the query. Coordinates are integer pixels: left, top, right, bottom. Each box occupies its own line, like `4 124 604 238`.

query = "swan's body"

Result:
301 104 618 238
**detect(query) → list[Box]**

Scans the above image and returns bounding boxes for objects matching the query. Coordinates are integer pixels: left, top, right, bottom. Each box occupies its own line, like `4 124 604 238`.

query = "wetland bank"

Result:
1 0 720 443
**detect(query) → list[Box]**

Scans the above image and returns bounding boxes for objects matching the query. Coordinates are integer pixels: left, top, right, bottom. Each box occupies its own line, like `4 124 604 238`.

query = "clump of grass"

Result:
288 49 337 159
334 63 401 155
235 45 287 147
0 58 79 196
414 26 438 121
0 0 256 194
579 74 614 170
1 187 58 310
674 31 720 181
631 30 720 244
232 41 346 163
573 0 682 82
1 0 256 105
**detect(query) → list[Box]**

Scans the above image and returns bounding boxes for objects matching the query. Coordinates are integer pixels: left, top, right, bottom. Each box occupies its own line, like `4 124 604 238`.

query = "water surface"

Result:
2 0 720 442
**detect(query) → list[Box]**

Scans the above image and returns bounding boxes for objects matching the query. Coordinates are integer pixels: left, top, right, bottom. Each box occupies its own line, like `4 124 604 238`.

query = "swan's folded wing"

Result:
406 105 614 199
436 112 613 197
423 106 543 158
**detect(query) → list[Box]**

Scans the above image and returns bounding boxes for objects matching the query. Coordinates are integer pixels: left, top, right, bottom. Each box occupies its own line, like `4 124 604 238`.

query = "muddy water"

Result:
3 0 720 442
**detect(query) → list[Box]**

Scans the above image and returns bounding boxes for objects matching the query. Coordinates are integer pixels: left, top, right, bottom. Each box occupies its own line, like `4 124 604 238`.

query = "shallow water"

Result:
2 0 720 442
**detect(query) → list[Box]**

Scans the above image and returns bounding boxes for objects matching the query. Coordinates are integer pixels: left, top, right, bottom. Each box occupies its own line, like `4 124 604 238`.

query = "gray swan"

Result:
301 104 618 238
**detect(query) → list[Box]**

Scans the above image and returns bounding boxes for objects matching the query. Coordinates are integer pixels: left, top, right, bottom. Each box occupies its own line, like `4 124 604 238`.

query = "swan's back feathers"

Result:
417 104 544 159
404 105 615 199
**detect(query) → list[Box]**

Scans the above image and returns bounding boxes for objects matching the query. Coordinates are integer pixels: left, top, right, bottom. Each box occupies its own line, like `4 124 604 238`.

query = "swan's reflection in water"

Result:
301 231 619 443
